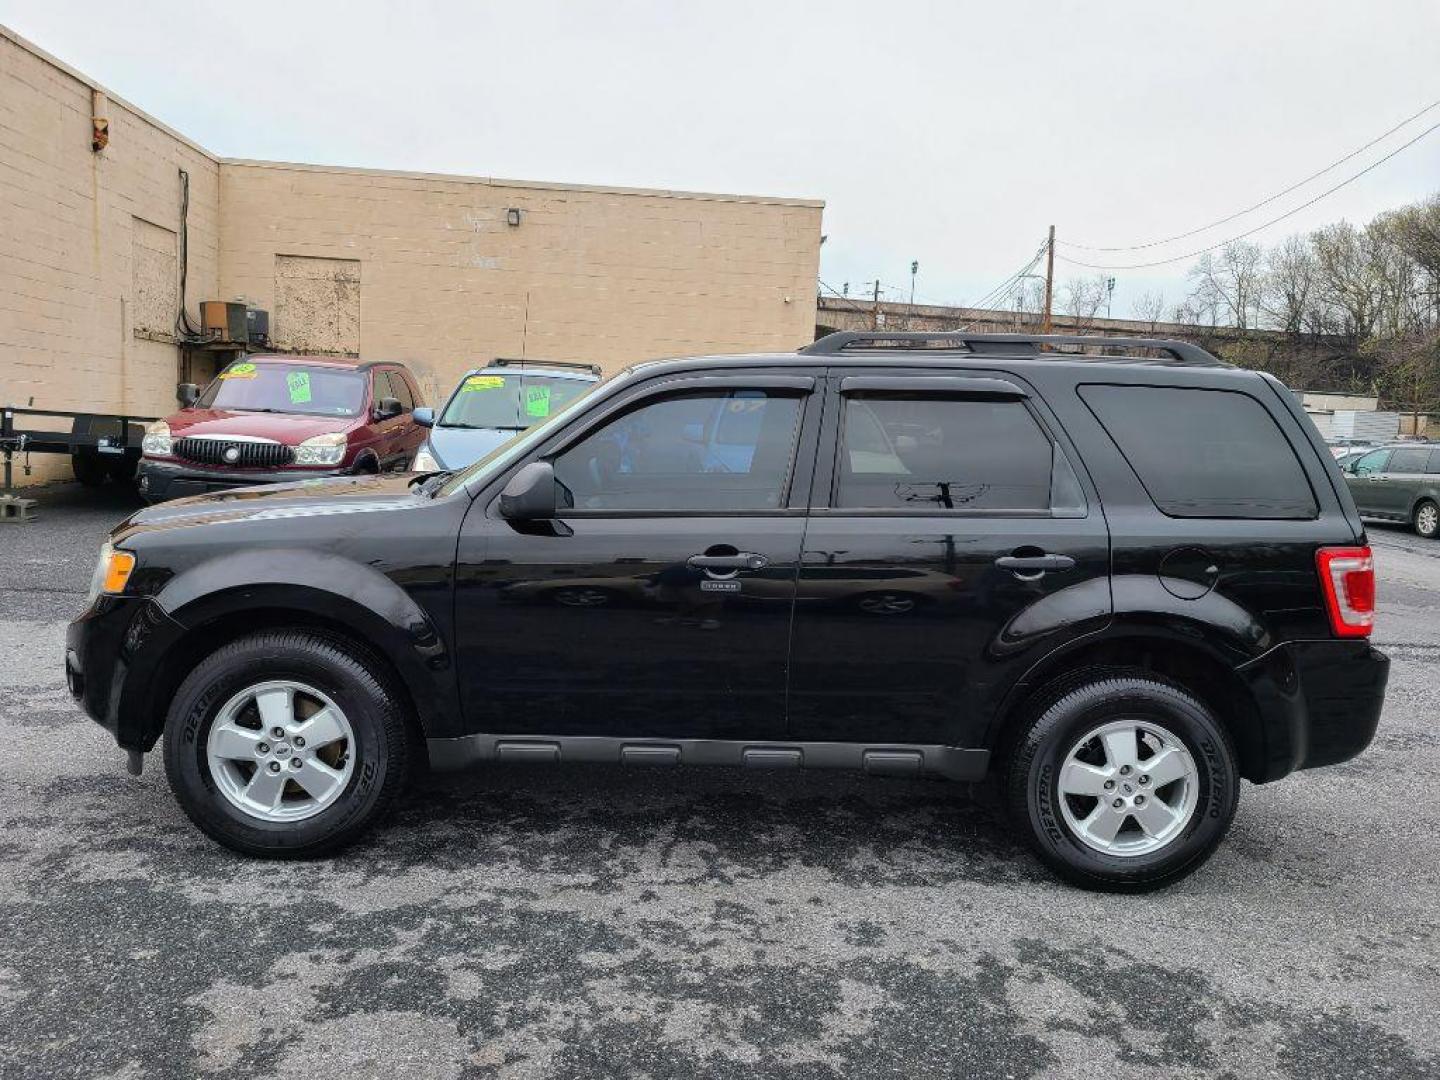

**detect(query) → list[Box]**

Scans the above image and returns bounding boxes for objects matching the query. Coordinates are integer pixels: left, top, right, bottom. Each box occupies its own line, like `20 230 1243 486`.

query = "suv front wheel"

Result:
163 630 413 857
1004 670 1240 891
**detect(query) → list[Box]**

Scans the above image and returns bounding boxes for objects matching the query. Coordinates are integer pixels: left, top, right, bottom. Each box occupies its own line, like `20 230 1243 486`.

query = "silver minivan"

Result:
1342 443 1440 539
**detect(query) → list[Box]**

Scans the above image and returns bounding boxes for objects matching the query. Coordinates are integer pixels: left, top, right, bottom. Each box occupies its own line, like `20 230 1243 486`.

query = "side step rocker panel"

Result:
427 735 989 781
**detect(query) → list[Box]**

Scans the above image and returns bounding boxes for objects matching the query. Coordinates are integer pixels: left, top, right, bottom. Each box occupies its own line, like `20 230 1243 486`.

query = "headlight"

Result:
141 420 172 457
86 542 136 604
412 446 441 472
294 432 348 466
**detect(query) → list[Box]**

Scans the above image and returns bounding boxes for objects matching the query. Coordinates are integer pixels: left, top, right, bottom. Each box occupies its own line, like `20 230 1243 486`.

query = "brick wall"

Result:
0 28 220 482
219 162 822 405
0 24 822 485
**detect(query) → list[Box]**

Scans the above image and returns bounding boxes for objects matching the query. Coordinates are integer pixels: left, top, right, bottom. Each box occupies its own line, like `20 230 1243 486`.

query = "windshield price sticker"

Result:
462 375 506 392
287 371 312 404
218 362 258 380
525 385 552 418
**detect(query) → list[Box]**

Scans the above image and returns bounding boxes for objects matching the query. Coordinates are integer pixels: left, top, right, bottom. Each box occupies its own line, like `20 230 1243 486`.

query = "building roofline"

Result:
219 158 824 208
0 22 218 160
1 21 825 210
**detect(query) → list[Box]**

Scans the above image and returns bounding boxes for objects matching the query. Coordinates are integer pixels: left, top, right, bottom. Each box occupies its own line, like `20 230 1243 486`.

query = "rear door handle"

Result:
688 552 769 571
995 553 1075 575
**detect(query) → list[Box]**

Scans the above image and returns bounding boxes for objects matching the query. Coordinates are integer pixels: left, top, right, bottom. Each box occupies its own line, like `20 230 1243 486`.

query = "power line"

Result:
953 242 1050 331
1056 117 1440 271
1061 98 1440 253
817 279 873 316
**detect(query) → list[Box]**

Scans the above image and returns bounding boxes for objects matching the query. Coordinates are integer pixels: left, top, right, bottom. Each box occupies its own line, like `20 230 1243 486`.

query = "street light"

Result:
1105 276 1116 319
910 261 919 307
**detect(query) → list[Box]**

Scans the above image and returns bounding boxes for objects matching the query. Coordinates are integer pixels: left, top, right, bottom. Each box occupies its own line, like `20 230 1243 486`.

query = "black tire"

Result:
104 454 139 483
1414 498 1439 540
162 630 412 857
1003 669 1240 892
71 452 107 487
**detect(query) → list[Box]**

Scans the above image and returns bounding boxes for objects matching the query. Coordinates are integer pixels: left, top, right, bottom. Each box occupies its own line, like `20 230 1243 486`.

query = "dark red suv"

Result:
136 356 426 502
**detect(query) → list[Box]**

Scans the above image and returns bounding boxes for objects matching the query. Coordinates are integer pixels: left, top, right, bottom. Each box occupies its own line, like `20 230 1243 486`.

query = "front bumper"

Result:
138 459 347 502
1239 639 1390 782
66 595 188 751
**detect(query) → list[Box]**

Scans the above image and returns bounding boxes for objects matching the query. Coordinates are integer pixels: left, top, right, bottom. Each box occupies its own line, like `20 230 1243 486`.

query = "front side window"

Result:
836 395 1057 511
553 389 803 511
197 362 366 418
441 373 593 430
1352 449 1390 477
1081 385 1318 519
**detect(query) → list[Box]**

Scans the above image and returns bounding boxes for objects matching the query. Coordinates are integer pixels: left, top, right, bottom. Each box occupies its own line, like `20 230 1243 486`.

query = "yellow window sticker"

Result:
524 385 552 418
287 370 312 404
218 361 258 380
462 375 506 391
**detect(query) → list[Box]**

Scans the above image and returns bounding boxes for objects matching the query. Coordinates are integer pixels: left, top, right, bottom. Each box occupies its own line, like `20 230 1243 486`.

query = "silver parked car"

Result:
1341 443 1440 539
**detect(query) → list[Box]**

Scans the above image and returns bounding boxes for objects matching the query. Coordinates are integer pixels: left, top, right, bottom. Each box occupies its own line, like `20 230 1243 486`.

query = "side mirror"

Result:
176 383 199 407
499 461 558 521
412 406 435 428
374 396 403 421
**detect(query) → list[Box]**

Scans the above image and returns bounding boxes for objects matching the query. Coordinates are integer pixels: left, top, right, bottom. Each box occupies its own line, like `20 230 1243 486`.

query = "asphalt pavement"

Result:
1 482 1437 1079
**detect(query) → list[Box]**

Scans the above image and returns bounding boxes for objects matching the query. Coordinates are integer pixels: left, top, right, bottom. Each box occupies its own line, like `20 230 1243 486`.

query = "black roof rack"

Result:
800 331 1225 368
491 357 604 377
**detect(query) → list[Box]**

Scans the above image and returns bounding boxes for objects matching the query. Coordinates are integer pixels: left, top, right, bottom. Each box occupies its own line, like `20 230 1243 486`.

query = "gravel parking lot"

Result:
1 484 1438 1079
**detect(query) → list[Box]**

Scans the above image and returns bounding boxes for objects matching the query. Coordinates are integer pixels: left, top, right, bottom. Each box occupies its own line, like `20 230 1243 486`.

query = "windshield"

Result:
439 372 593 429
197 362 366 417
434 372 612 498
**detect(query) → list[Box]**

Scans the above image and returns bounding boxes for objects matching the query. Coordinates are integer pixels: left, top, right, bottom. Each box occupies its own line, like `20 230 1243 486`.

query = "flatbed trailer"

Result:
1 405 156 493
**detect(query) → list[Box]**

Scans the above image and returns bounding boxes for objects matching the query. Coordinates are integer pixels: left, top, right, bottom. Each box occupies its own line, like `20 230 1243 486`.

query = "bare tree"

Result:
1188 241 1264 330
1131 290 1166 331
1260 235 1317 337
1060 275 1108 328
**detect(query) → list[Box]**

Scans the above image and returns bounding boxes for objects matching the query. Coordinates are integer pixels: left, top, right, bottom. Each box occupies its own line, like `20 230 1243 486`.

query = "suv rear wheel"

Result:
1415 498 1439 540
1004 670 1239 891
163 630 412 857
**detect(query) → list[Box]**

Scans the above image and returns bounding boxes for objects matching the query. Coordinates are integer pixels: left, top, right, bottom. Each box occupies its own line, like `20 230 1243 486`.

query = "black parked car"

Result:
66 332 1388 890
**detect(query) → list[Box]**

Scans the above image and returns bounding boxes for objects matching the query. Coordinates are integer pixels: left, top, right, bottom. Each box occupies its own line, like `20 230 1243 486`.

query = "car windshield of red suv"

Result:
196 362 366 417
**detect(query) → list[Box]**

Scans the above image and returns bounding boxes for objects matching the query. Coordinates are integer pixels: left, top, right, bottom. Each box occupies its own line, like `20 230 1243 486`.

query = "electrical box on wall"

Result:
246 307 270 347
200 301 248 345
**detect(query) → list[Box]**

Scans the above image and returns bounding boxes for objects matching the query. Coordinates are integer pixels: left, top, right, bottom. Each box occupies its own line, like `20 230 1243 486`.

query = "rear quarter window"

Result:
1080 384 1318 519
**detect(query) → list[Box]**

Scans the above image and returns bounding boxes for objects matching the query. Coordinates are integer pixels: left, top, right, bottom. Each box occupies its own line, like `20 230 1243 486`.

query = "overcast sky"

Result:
5 0 1438 319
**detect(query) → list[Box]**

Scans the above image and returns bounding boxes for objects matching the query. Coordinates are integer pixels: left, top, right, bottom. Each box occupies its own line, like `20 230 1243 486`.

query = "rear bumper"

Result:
138 459 346 502
1238 639 1389 782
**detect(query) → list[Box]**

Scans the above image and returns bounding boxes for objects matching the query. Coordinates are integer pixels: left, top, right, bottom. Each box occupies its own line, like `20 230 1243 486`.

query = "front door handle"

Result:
995 553 1075 576
688 552 769 571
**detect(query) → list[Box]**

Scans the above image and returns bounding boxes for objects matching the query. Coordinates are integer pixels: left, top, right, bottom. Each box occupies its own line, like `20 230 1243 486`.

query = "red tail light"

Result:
1316 546 1375 638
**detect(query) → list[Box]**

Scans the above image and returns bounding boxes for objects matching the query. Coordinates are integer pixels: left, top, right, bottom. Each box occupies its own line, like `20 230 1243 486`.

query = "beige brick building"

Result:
0 25 823 483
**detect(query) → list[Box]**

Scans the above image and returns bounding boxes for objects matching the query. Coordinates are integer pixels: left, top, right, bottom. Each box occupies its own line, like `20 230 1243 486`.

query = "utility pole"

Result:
872 279 882 330
1041 225 1055 334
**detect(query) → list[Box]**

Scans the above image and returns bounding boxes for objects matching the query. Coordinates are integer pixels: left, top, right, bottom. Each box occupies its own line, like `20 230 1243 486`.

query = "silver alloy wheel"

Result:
1056 719 1199 858
1418 501 1439 538
206 680 355 823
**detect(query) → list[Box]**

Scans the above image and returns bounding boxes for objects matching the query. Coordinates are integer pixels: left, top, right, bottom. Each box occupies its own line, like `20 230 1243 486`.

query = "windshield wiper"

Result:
413 471 454 498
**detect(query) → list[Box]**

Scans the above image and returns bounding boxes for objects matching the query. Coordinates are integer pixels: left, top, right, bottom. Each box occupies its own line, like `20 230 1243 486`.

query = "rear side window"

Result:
1389 447 1430 473
1429 449 1440 475
836 395 1076 512
1080 385 1317 519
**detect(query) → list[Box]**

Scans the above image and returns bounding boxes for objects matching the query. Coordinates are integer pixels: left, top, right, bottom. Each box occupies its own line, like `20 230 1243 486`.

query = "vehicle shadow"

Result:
366 763 1044 887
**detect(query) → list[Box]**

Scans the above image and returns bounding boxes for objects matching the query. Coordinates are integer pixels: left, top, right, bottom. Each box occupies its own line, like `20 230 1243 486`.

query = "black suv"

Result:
66 332 1388 890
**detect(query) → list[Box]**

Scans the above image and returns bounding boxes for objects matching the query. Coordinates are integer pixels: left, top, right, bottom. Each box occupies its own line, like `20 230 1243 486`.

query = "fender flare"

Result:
154 548 458 738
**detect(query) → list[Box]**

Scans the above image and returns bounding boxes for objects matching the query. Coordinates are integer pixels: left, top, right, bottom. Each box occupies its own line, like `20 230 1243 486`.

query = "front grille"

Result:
174 437 295 468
